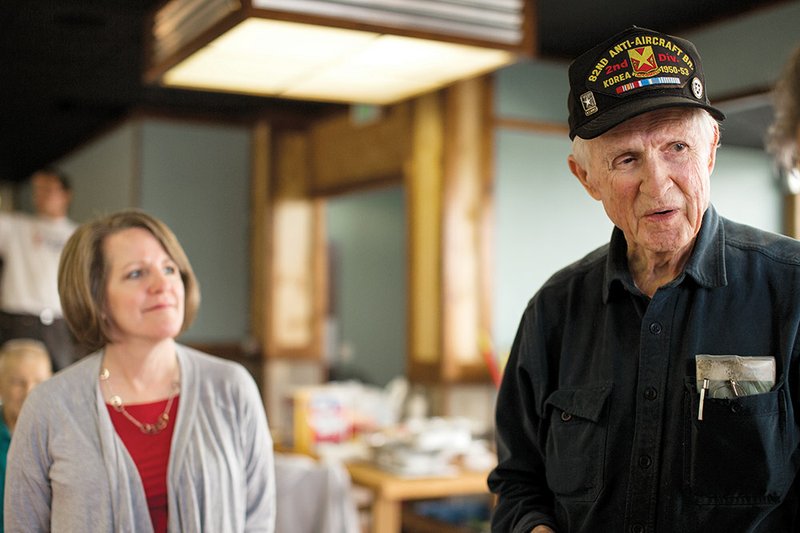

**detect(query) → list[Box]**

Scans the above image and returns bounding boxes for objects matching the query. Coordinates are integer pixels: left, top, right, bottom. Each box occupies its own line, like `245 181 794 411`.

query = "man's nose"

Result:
639 156 673 197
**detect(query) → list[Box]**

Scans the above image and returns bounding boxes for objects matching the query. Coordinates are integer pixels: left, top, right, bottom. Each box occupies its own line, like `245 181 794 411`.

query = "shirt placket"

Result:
624 287 676 533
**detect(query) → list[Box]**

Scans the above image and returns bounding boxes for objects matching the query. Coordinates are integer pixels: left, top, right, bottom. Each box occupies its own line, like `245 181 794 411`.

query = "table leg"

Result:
371 495 401 533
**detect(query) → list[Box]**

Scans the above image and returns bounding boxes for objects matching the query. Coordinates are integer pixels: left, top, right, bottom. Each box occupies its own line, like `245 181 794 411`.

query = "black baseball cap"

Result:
567 26 725 140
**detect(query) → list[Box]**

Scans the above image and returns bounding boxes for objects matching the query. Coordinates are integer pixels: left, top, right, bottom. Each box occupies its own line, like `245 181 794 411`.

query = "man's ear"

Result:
568 154 602 200
707 123 720 175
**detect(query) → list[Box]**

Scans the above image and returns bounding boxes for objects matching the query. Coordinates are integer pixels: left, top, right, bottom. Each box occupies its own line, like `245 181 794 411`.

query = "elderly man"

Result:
488 26 800 532
0 339 52 532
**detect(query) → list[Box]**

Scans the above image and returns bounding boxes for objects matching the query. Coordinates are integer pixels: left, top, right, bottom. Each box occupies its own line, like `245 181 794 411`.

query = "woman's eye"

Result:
673 142 687 152
125 269 143 280
164 265 177 275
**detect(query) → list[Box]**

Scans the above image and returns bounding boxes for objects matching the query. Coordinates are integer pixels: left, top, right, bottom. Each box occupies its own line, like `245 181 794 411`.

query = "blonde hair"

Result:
58 209 201 352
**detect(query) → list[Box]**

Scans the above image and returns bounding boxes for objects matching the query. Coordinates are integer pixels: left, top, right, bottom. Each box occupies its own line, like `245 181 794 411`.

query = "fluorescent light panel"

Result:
161 18 514 104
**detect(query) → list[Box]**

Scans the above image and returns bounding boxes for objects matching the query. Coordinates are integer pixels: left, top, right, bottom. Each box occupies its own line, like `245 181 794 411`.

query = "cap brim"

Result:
571 96 726 140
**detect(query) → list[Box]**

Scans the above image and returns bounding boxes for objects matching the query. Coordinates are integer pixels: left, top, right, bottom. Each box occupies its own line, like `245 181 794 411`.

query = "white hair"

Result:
0 339 51 373
571 107 720 167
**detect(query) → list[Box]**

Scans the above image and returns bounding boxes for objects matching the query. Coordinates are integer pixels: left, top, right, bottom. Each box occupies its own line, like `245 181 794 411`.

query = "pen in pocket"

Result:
698 378 709 421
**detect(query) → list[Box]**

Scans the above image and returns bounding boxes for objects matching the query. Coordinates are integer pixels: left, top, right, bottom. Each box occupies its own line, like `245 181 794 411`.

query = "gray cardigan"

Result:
4 345 275 532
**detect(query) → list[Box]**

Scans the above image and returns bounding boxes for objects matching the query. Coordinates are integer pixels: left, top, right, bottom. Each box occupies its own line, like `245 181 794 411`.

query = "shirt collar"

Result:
603 205 727 302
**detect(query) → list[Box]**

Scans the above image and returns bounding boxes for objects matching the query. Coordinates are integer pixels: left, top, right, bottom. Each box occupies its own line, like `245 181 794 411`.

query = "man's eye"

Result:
613 155 636 167
673 142 687 152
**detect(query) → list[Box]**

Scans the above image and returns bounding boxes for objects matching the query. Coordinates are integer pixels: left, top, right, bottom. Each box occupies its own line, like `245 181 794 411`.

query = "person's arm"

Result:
236 366 276 533
488 306 559 532
4 393 52 531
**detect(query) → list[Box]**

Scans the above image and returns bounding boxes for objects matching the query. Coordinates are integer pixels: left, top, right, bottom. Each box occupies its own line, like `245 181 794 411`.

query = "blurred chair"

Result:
275 453 361 533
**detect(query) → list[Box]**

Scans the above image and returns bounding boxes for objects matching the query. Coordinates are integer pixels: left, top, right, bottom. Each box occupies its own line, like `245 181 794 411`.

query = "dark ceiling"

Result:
0 0 790 183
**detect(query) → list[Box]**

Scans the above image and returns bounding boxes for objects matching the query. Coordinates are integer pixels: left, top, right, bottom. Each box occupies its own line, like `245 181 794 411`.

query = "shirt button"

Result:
631 524 645 533
638 455 653 469
649 322 662 335
560 411 572 422
643 387 658 401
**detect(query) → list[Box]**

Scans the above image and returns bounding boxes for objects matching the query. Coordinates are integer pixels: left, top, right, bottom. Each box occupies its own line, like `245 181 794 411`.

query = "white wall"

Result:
491 128 611 352
60 121 139 222
712 145 781 232
326 185 407 387
686 2 800 97
140 119 251 344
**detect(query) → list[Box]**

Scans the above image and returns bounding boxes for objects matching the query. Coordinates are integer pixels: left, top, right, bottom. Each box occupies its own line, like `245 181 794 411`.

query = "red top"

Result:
107 396 179 533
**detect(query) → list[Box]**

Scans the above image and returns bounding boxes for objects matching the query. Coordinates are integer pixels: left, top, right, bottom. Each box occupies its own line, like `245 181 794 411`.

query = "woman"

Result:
5 210 275 532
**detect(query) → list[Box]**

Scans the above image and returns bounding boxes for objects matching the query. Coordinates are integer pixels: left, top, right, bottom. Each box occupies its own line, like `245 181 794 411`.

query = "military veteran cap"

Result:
567 26 725 140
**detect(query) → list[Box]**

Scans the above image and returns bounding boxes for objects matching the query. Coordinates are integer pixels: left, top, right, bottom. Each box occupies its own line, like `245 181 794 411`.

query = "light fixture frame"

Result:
144 0 536 104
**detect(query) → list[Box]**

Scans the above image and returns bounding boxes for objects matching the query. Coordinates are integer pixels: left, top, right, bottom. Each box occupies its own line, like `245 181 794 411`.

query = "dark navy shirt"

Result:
489 205 800 532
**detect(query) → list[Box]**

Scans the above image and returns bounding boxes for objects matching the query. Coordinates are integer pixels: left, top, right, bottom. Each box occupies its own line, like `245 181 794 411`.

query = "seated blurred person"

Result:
0 168 79 370
0 338 52 532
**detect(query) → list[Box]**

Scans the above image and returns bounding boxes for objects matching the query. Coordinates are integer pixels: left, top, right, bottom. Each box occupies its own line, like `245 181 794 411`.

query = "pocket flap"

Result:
546 384 613 422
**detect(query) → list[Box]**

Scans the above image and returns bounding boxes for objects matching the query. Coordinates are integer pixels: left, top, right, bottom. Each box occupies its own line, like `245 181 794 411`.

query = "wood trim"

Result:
784 193 800 238
147 0 532 88
309 104 411 195
406 92 445 372
520 0 538 57
247 7 527 52
266 128 325 360
442 78 485 377
479 75 497 384
145 9 248 83
250 121 270 353
407 77 496 385
494 116 570 135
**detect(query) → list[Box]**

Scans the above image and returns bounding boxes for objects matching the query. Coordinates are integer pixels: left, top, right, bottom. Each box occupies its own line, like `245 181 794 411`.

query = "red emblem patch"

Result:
628 46 660 78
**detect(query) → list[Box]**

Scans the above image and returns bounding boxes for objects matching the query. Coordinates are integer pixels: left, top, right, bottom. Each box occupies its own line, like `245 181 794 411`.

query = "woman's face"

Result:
103 227 185 345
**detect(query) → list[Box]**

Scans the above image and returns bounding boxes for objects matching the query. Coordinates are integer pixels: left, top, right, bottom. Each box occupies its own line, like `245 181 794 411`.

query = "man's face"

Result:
32 172 71 218
569 108 719 260
0 354 51 430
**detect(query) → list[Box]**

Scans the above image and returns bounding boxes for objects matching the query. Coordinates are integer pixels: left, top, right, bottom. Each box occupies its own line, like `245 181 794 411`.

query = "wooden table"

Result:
345 461 491 533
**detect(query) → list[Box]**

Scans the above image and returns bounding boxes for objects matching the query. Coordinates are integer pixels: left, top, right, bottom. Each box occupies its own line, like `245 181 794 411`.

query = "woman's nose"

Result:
149 270 170 292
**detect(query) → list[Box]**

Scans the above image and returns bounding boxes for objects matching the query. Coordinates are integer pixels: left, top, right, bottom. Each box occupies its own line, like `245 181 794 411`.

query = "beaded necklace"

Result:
99 367 180 435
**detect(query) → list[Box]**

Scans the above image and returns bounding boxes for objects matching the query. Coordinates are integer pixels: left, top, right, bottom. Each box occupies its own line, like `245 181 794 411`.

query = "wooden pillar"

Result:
250 120 270 349
784 193 800 239
407 77 494 384
266 129 326 359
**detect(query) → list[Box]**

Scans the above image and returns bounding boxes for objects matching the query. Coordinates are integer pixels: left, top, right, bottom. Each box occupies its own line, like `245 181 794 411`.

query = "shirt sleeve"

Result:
4 391 53 532
488 305 559 532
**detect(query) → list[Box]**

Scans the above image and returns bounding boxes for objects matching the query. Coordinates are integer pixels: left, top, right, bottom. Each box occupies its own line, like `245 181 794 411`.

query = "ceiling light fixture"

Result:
145 0 534 105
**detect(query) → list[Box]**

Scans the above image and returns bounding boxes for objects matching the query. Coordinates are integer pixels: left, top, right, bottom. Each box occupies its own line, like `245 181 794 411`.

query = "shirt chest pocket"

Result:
684 379 790 504
544 384 612 502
